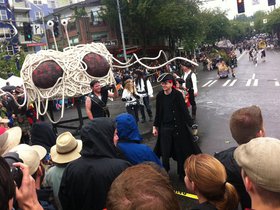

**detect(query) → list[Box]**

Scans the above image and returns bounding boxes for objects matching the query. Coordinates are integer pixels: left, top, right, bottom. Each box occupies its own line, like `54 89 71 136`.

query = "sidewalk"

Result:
49 87 159 141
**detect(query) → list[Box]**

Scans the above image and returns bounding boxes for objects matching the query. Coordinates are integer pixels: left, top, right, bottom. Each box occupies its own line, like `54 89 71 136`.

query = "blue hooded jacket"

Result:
116 113 162 166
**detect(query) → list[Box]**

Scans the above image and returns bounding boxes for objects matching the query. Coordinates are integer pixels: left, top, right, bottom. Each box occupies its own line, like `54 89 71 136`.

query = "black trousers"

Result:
159 126 175 172
126 105 139 122
188 89 197 117
139 96 153 120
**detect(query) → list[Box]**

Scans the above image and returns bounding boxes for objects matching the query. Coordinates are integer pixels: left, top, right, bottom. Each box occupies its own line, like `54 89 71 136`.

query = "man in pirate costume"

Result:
85 80 118 120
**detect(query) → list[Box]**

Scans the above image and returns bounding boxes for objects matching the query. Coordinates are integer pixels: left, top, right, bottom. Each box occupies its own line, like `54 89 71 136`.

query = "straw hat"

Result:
32 145 47 160
50 132 82 164
0 117 9 124
10 144 47 161
0 127 22 156
10 144 40 175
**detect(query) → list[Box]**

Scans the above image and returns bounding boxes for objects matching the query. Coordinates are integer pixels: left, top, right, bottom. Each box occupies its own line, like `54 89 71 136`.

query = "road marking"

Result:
222 79 231 87
252 74 255 79
174 190 198 200
202 80 213 87
208 80 217 87
229 79 237 86
237 51 246 61
276 81 280 86
246 79 252 86
253 79 258 86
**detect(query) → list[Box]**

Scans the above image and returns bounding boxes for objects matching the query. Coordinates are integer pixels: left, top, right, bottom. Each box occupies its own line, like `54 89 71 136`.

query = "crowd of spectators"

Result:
0 105 279 210
0 75 279 210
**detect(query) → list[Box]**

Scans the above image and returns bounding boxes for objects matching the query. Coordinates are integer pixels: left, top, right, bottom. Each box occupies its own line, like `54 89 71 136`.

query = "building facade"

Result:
12 0 54 53
0 0 19 55
45 0 119 54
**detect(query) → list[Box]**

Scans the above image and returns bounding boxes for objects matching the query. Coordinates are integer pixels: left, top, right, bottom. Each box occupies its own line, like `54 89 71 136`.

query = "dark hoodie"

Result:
31 122 56 153
59 118 131 210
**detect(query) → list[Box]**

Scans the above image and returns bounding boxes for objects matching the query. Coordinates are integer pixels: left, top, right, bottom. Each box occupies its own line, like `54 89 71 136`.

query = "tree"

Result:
155 0 201 54
228 20 250 42
0 46 25 79
253 11 268 34
199 9 231 45
266 7 280 39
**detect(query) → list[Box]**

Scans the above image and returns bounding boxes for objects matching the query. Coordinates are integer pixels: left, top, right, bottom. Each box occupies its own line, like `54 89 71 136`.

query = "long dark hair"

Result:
0 157 15 210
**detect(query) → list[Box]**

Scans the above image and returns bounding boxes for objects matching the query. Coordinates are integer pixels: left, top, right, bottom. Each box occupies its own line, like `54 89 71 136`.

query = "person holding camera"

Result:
121 78 140 123
85 80 118 120
0 156 43 210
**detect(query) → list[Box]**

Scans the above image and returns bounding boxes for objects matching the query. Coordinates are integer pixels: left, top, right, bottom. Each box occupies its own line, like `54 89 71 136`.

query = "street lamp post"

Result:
116 0 128 63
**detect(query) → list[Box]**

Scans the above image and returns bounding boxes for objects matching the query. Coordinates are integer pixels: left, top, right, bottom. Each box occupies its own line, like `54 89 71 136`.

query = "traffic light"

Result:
268 0 275 6
237 0 245 14
53 21 59 37
23 22 32 41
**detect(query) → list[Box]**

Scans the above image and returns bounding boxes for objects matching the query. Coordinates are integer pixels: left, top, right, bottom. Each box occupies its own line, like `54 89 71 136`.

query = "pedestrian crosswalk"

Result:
201 78 279 88
201 73 280 88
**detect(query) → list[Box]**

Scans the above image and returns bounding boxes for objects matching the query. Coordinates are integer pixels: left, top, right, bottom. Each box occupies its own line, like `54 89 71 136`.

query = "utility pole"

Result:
116 0 128 63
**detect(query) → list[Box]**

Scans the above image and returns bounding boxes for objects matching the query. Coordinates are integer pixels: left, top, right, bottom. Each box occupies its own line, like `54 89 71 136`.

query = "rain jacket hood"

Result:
31 122 57 153
80 117 118 158
115 113 142 141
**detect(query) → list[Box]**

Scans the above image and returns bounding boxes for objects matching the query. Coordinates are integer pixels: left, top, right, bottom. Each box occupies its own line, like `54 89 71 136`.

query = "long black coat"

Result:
154 89 201 174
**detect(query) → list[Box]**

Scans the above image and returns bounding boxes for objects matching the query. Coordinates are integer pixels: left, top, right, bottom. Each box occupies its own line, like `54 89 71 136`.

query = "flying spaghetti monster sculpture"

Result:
20 19 198 123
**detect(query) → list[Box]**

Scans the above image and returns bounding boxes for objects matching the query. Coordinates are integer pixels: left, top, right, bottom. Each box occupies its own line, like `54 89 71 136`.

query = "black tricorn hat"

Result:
157 73 175 83
134 69 144 75
176 78 185 85
180 61 193 68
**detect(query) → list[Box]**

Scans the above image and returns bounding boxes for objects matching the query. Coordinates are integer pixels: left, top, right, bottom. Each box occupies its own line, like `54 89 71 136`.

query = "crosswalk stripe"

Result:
208 80 217 87
275 81 280 86
229 79 237 86
246 79 252 86
202 80 213 87
222 79 231 87
253 79 258 86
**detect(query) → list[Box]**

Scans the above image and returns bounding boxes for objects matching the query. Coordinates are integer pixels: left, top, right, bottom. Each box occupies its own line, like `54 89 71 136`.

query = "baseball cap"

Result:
234 137 280 192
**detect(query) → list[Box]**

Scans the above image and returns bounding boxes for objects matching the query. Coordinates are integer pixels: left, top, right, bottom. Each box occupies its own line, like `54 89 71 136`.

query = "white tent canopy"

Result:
5 76 23 87
0 78 6 88
216 39 234 48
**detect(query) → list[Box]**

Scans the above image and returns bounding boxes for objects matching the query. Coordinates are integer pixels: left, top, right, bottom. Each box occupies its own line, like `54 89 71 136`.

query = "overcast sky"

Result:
201 0 280 19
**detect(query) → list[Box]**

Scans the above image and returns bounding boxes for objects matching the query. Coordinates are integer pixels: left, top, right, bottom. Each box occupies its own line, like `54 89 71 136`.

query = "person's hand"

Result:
13 162 43 210
152 126 158 137
173 73 179 78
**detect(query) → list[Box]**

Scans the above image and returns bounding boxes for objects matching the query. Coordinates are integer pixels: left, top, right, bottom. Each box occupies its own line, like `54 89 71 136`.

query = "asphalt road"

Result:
48 48 280 209
197 48 280 155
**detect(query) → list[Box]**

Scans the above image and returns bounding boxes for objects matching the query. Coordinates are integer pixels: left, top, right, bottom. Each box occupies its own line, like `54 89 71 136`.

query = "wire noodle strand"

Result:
21 43 115 123
20 42 198 123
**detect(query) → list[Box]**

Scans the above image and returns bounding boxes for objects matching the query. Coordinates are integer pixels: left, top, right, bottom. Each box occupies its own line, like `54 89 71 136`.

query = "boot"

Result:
192 124 198 136
192 114 196 123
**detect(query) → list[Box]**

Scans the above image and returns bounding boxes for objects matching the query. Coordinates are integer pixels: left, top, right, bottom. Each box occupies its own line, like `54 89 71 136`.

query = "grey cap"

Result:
234 137 280 192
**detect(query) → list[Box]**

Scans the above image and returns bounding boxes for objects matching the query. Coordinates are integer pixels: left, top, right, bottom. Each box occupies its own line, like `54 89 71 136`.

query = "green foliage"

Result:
73 7 88 18
266 7 280 36
228 20 250 42
199 9 230 44
253 11 268 33
0 50 25 79
102 0 279 54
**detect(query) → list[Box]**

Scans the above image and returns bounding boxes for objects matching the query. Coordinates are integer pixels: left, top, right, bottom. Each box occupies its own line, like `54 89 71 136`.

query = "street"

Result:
50 48 280 209
197 49 280 155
